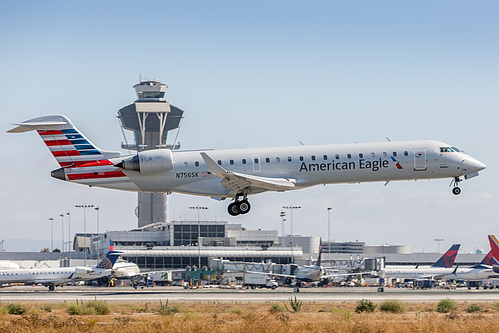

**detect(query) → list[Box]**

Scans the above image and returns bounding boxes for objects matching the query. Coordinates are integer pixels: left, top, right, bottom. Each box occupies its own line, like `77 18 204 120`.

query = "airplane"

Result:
380 244 460 280
445 250 499 281
243 246 366 286
0 261 20 270
8 115 486 216
487 235 499 275
0 250 121 291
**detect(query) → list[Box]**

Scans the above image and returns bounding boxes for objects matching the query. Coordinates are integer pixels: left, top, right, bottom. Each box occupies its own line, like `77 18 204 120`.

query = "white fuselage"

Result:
445 267 497 281
381 267 455 280
0 266 110 286
112 262 141 279
293 265 323 282
68 139 485 197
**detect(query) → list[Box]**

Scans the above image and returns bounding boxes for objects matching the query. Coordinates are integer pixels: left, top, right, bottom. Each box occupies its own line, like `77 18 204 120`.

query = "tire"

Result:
452 187 461 195
228 202 240 216
237 200 251 214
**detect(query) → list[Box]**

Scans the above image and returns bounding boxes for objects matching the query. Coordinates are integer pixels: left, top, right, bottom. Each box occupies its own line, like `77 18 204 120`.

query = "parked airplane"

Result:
0 261 20 270
445 250 499 281
380 244 460 280
0 251 121 291
8 115 486 216
245 246 365 285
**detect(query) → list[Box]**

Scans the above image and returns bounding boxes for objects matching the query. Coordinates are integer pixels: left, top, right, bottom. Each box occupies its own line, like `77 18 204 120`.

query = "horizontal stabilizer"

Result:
8 120 67 133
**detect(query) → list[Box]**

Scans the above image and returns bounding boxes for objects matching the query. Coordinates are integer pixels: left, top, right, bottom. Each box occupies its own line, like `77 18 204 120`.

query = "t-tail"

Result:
8 115 124 181
431 244 460 268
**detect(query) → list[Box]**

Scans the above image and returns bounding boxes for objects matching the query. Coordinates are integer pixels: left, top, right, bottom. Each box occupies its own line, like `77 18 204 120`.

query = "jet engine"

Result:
75 267 94 275
115 149 174 174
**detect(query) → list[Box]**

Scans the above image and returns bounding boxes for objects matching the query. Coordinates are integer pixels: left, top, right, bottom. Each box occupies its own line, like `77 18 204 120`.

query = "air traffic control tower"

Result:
118 80 184 228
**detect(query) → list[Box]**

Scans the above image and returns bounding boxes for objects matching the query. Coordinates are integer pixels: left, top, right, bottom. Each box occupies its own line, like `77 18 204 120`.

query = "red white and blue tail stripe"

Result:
8 115 126 182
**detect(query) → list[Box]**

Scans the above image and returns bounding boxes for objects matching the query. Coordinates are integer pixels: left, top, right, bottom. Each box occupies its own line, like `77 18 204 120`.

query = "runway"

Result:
1 286 498 303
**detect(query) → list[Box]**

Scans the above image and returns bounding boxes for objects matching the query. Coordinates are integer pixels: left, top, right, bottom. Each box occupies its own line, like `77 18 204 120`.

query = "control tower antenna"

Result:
118 79 184 228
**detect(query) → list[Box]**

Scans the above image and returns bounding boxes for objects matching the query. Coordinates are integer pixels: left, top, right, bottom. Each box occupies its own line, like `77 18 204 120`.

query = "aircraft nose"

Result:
464 157 486 173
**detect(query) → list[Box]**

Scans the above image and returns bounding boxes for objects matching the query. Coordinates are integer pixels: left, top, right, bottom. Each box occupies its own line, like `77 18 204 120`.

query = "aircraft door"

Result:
252 155 261 172
413 148 427 171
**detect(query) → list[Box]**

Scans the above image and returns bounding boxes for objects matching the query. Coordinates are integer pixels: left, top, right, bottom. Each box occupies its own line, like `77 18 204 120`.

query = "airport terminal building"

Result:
85 220 316 270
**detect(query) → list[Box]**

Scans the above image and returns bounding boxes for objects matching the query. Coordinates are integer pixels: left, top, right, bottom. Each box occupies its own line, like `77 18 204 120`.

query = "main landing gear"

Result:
228 199 251 216
451 177 462 195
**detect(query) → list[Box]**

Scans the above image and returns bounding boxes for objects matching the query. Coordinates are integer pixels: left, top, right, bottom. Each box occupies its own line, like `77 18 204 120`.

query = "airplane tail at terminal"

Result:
431 244 460 268
488 235 499 262
96 251 122 269
316 244 323 267
476 250 499 267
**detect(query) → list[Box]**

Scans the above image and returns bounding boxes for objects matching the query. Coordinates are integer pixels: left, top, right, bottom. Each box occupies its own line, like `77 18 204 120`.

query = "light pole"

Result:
60 214 64 253
66 212 71 258
75 204 94 266
327 207 332 267
94 207 100 234
280 211 286 245
282 205 301 263
94 207 100 261
189 206 208 269
434 238 443 254
48 217 54 259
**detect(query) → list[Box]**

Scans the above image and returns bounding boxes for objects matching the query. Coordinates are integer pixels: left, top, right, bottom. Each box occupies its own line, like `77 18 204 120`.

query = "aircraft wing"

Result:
200 152 295 196
243 271 296 279
322 271 374 279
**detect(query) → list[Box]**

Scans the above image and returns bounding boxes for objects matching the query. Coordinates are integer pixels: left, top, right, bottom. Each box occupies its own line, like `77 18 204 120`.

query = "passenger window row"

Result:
187 151 411 167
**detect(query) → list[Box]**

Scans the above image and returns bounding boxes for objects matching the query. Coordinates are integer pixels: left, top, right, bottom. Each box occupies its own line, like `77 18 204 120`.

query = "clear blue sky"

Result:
1 1 498 253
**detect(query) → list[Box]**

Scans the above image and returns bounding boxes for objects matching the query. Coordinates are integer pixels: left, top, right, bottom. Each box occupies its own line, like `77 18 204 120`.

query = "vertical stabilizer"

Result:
431 244 460 268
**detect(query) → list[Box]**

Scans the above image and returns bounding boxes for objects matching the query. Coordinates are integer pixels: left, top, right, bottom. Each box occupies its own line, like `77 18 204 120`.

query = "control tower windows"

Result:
137 91 165 99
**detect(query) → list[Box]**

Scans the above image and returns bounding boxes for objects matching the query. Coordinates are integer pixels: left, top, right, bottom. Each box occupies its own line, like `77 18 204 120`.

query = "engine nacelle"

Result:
75 267 94 275
116 149 174 174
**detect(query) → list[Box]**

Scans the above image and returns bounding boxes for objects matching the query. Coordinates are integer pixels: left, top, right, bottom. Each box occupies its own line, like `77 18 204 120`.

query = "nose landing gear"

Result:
227 199 251 216
451 177 462 195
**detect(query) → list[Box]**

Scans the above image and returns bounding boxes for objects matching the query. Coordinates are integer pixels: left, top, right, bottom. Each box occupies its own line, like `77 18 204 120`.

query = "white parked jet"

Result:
380 244 460 280
8 115 486 216
0 251 121 291
445 250 499 281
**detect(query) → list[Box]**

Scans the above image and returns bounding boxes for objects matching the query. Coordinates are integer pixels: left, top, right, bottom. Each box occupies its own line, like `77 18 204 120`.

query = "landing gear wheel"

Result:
48 285 55 291
237 200 251 214
228 202 240 216
452 187 461 195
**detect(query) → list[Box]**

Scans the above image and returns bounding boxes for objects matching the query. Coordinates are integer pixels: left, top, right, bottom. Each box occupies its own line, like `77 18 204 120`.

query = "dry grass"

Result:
0 301 498 332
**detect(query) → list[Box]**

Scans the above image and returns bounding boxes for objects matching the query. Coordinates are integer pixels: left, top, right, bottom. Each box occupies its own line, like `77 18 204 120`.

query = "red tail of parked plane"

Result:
431 244 460 268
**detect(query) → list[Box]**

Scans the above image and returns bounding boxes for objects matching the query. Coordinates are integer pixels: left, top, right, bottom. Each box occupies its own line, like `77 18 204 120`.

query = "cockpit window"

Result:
451 147 461 152
440 147 455 153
